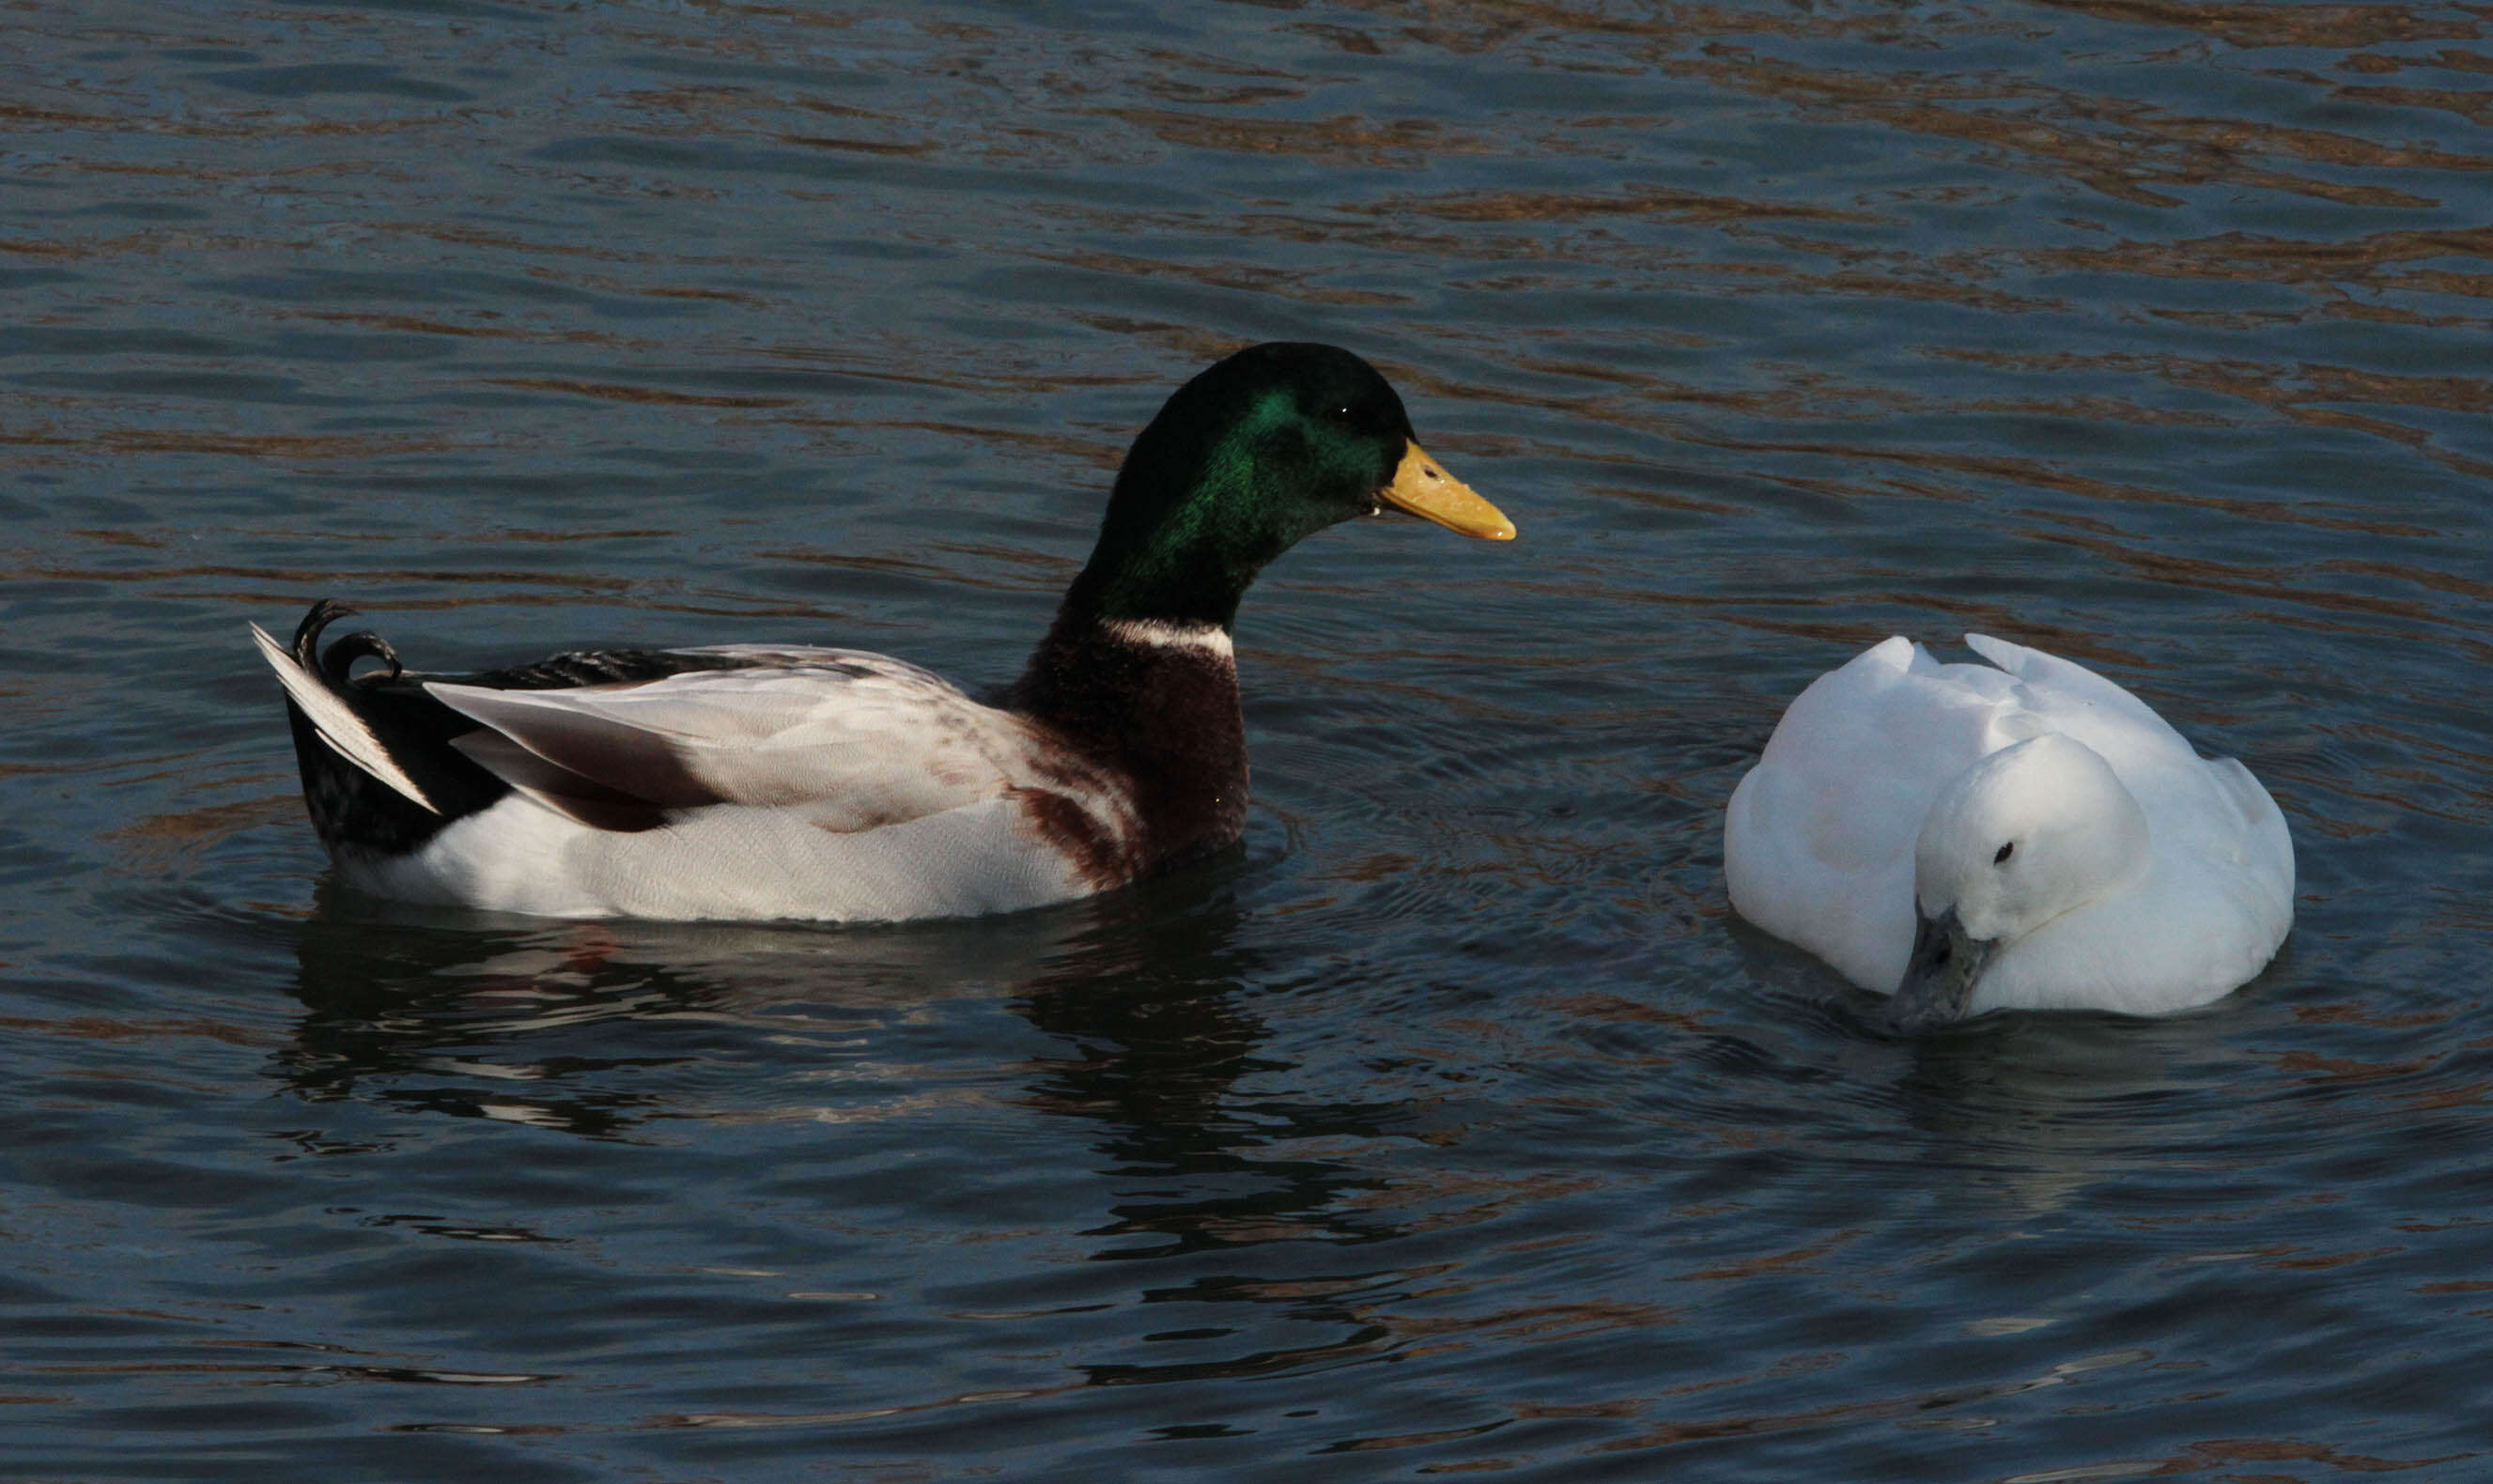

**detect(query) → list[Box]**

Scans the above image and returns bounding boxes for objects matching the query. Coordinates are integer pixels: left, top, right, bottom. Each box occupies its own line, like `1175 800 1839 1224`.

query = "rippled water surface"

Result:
8 0 2493 1477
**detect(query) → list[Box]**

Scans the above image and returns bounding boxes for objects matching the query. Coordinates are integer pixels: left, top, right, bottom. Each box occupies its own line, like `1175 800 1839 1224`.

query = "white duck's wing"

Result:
2207 755 2292 869
1964 633 2196 765
1968 630 2290 871
425 647 1041 833
1726 636 2024 991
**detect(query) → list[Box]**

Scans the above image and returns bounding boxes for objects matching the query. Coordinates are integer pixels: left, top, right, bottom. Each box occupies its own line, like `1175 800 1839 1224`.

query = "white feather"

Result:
248 623 439 814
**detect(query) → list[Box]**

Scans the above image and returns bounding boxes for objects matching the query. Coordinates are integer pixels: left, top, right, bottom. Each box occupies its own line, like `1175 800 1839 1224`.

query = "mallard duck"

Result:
253 342 1515 921
1724 634 2294 1027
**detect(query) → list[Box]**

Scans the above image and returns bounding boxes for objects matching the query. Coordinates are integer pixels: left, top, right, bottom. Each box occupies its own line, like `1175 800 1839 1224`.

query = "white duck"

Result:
1723 634 2294 1027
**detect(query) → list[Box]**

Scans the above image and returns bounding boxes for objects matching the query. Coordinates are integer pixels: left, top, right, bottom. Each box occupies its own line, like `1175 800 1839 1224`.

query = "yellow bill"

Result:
1379 441 1516 541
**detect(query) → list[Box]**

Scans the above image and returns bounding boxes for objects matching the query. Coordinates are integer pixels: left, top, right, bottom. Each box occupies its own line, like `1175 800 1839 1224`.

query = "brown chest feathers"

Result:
1007 616 1249 884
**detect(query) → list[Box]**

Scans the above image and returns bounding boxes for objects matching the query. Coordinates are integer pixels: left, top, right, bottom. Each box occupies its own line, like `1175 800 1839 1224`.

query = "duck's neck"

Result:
1008 601 1248 875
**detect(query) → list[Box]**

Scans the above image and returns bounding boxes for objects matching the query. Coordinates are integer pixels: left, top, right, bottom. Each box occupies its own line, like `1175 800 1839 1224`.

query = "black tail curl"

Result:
293 599 407 690
276 598 505 853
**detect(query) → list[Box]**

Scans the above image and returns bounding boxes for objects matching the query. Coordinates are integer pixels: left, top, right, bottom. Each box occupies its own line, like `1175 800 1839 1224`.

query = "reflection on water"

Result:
5 0 2491 1477
275 872 1281 1136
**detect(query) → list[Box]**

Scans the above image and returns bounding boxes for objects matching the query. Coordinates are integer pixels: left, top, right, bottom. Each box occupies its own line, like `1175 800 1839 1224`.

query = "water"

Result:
6 0 2491 1476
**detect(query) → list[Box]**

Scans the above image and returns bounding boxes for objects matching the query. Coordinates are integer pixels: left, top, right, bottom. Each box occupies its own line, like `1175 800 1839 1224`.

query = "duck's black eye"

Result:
1994 842 2015 865
1320 397 1394 438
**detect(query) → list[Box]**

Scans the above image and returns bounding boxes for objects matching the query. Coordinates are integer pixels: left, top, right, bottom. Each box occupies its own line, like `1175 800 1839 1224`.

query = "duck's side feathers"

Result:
2207 753 2297 919
427 682 739 812
2208 755 2289 849
426 656 1030 834
447 727 672 833
249 622 440 814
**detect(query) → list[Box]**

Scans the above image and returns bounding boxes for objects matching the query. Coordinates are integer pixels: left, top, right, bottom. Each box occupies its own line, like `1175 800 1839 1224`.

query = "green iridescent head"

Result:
1068 342 1512 628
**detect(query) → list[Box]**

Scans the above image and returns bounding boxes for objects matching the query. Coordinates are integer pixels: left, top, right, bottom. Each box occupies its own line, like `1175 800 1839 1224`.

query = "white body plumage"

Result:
1724 634 2295 1017
256 633 1144 921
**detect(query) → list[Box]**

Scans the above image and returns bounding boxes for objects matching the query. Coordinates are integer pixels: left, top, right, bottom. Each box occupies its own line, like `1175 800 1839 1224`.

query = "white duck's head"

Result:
1890 734 2150 1030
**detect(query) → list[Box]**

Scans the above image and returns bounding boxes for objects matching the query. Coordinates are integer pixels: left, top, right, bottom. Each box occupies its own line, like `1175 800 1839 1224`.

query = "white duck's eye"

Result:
1994 842 2015 865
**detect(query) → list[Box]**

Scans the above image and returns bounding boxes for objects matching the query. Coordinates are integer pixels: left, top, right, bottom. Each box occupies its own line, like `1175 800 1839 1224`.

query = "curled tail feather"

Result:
251 604 440 814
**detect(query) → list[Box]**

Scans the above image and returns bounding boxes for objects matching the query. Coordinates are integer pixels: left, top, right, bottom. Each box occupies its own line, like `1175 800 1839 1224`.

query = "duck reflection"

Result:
274 873 1216 1135
282 880 764 1136
1011 888 1414 1261
274 858 1432 1393
275 861 1414 1255
1884 1002 2261 1214
1727 909 2267 1217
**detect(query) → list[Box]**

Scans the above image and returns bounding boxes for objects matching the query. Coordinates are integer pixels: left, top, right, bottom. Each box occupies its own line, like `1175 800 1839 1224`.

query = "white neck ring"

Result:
1098 617 1235 659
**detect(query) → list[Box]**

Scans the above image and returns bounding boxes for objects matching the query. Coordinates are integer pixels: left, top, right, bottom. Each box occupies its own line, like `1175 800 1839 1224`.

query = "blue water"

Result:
6 1 2492 1477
